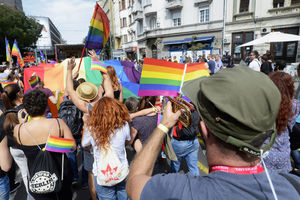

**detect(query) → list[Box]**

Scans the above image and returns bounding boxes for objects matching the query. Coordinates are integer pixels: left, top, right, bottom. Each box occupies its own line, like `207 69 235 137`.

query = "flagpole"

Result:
179 64 188 94
77 47 86 72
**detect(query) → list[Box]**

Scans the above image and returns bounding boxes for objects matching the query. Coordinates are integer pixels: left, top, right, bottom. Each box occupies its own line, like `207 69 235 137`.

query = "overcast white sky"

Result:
23 0 96 44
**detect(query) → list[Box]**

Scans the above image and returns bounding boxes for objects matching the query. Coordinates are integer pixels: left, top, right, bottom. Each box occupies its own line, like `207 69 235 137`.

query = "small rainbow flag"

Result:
45 135 74 153
138 58 185 97
91 60 107 73
29 72 38 88
5 37 11 62
84 3 110 52
11 40 24 67
1 78 16 88
184 62 210 82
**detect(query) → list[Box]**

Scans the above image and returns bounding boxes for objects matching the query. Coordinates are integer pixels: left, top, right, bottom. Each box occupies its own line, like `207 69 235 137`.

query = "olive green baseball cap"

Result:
182 66 281 157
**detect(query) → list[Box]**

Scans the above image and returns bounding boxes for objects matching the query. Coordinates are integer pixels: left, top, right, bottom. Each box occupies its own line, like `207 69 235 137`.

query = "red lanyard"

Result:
210 164 264 174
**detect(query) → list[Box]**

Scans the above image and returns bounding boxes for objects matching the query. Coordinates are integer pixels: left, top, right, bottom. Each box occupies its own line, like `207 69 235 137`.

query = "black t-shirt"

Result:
131 115 158 145
261 61 273 75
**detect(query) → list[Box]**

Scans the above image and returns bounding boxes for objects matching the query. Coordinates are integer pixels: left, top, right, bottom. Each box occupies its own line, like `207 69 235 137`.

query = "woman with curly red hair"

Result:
263 71 300 173
107 66 123 102
82 97 130 199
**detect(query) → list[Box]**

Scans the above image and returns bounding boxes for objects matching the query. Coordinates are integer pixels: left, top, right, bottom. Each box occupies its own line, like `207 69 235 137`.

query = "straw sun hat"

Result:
76 82 98 101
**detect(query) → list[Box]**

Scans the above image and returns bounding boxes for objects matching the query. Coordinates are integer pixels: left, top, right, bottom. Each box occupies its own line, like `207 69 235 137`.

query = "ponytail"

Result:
2 84 20 111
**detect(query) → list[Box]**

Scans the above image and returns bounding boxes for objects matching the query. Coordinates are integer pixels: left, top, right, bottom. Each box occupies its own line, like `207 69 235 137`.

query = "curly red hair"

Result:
107 66 120 90
269 72 294 134
87 97 130 149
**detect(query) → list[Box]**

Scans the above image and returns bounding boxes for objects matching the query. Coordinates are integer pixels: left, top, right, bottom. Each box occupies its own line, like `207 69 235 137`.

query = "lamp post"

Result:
222 0 227 55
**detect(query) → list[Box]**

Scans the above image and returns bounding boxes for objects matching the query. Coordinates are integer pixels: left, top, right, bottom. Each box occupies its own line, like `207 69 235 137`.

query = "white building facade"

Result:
225 0 300 63
134 0 224 61
112 0 300 63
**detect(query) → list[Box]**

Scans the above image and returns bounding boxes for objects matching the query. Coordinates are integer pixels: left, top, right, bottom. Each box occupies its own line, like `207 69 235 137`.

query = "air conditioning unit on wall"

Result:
261 27 271 34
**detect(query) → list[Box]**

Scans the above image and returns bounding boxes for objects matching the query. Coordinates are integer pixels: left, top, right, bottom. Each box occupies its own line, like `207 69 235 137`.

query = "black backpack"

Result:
173 110 199 141
58 98 83 138
19 122 62 194
29 150 62 194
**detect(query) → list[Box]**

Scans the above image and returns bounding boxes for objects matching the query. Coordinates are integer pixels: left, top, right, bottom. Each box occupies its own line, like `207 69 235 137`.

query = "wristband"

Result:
157 123 169 134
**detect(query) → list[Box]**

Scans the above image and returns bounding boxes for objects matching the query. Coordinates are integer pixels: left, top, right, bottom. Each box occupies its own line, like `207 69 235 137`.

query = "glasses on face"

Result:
250 54 255 56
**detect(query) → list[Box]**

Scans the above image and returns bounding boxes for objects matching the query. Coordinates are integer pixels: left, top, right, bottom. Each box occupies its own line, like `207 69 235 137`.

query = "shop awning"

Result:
163 36 214 45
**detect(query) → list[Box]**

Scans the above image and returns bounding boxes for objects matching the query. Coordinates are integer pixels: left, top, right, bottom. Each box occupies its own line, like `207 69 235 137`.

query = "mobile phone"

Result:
22 111 26 118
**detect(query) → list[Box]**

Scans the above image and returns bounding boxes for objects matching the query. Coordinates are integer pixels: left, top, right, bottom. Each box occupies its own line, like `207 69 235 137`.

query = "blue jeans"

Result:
0 175 9 200
94 177 128 200
67 138 88 186
291 150 300 169
171 137 200 176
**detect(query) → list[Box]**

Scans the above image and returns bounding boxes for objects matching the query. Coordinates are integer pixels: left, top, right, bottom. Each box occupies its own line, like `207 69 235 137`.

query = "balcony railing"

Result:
166 0 183 10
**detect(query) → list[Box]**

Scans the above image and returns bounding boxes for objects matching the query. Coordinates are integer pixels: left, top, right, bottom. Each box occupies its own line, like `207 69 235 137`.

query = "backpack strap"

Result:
22 123 42 151
280 173 300 195
55 118 61 137
18 123 23 146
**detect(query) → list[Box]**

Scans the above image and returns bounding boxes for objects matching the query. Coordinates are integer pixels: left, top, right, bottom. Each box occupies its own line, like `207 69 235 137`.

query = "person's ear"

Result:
199 120 210 139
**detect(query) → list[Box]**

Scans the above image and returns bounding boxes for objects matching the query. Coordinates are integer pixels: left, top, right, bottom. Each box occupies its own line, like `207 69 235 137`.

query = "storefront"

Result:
271 27 299 63
125 47 137 61
231 32 254 63
163 36 214 62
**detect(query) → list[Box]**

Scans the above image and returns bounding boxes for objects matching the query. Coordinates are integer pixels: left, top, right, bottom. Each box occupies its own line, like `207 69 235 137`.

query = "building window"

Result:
149 17 156 30
292 0 300 4
123 34 128 43
273 0 284 8
129 15 132 24
137 21 143 34
120 19 123 27
122 0 126 10
239 0 249 13
145 0 151 5
200 8 209 23
172 10 181 27
122 17 127 27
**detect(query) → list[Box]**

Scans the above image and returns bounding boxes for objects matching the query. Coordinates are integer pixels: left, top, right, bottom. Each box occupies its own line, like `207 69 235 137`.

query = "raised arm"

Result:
88 50 114 99
119 84 124 103
126 102 181 200
65 57 88 113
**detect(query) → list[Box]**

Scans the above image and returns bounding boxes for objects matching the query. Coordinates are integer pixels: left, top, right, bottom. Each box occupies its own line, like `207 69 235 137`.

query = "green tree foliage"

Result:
0 5 43 63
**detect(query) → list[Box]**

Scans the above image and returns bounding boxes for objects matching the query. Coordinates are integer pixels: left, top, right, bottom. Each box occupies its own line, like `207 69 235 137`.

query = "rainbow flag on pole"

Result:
45 135 74 153
91 60 107 73
11 40 24 67
184 63 210 82
5 37 11 62
40 50 46 63
138 58 185 97
84 3 110 52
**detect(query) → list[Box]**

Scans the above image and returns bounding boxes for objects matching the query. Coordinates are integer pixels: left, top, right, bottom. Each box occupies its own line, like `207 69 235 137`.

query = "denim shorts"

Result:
0 175 10 200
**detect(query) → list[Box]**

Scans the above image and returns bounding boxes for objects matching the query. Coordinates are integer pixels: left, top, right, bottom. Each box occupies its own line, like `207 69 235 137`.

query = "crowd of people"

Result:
0 49 300 200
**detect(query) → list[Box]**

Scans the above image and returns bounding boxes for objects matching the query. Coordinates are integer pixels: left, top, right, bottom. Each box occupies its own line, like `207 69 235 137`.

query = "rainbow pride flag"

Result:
29 72 38 88
1 78 16 88
91 60 107 73
11 40 24 67
40 50 45 63
5 37 11 62
85 3 110 52
184 62 210 82
138 58 185 97
45 135 74 153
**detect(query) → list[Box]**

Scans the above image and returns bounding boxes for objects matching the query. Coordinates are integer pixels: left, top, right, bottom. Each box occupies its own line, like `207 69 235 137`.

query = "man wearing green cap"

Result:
126 67 300 200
